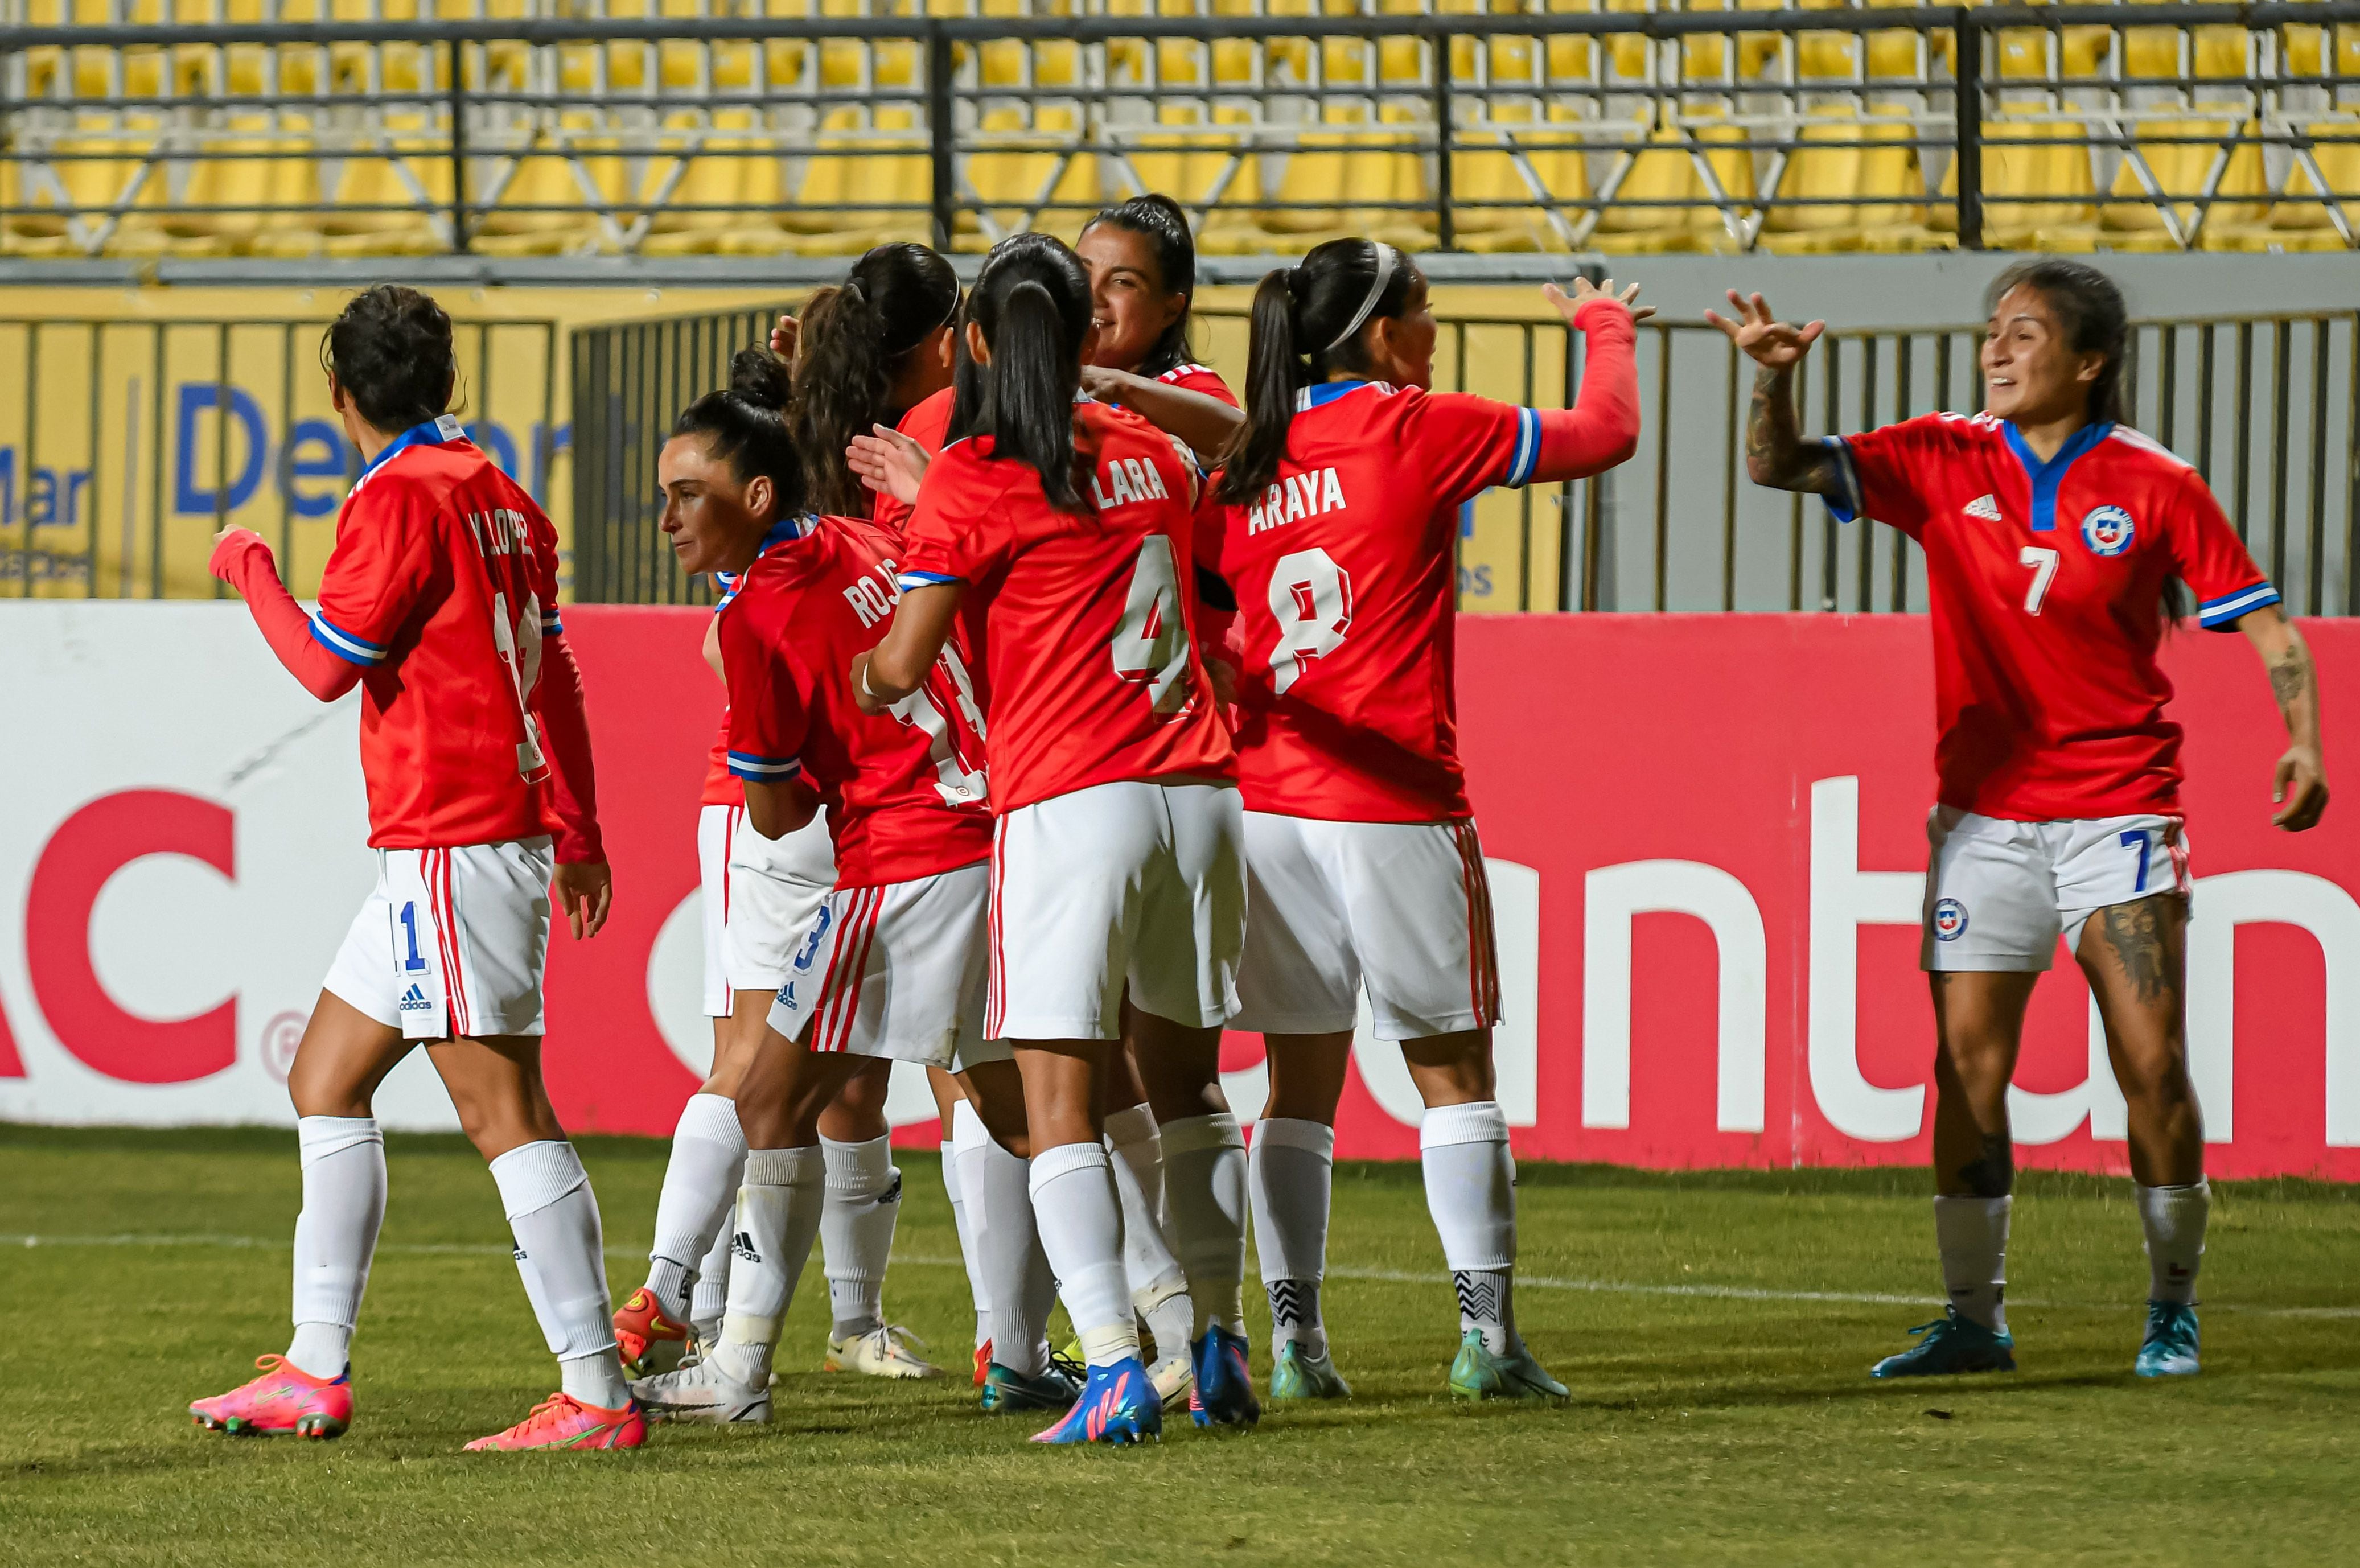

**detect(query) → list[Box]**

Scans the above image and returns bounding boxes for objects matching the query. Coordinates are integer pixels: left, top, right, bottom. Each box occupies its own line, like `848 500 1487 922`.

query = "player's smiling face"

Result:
658 435 772 577
1078 224 1182 373
1981 286 2103 428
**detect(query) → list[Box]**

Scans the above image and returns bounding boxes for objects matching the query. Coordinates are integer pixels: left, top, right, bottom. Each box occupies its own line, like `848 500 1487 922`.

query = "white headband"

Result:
1322 241 1399 354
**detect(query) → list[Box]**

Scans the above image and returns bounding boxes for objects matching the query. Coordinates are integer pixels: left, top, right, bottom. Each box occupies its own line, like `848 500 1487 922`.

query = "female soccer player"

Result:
194 285 641 1451
1713 260 2328 1380
1076 192 1244 459
1205 240 1644 1403
627 348 1007 1424
857 233 1248 1445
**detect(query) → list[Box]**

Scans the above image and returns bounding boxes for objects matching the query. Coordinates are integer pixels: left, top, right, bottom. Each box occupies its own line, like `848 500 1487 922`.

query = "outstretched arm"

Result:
853 579 965 713
1078 367 1246 461
2240 603 2329 830
1527 277 1651 482
1705 291 1842 494
208 528 365 702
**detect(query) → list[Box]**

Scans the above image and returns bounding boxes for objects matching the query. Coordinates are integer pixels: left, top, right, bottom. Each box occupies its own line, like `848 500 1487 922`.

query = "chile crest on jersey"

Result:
2081 504 2135 557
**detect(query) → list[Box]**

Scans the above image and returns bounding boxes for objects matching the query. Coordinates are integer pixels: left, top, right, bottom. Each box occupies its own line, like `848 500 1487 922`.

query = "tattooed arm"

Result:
2239 603 2329 830
1704 290 1841 493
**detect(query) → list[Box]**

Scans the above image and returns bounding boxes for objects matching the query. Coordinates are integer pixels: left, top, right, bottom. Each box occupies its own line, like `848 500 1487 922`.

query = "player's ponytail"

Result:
1080 193 1199 378
788 241 961 515
1987 258 2130 429
322 283 458 434
967 232 1091 512
1221 237 1419 503
672 345 808 520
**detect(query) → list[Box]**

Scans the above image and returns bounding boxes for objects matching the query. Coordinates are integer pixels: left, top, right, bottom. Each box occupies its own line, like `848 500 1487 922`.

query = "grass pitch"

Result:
1 1125 2353 1567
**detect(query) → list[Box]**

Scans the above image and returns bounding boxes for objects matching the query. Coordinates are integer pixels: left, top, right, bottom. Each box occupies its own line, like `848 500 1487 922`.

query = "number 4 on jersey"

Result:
1110 534 1197 714
1267 546 1353 695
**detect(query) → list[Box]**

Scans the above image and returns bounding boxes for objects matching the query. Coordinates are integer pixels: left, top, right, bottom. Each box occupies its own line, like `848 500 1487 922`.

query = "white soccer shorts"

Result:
323 837 554 1040
767 860 1011 1069
721 803 835 995
1922 806 2193 972
1232 812 1502 1040
988 779 1247 1040
696 802 741 1018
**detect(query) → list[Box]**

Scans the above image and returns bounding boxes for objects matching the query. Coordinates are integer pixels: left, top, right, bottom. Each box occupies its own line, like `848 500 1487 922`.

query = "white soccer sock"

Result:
967 1130 1054 1377
2137 1180 2209 1305
488 1141 631 1410
714 1146 828 1388
947 1102 993 1349
285 1116 386 1380
1161 1111 1249 1340
1420 1101 1519 1356
1105 1102 1196 1357
1027 1140 1138 1368
820 1134 900 1340
1933 1194 2012 1331
1250 1117 1335 1359
644 1093 745 1326
690 1212 734 1345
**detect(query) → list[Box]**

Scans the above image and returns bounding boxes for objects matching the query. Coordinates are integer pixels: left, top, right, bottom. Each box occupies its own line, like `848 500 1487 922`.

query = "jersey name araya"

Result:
1244 467 1347 535
1827 412 2278 820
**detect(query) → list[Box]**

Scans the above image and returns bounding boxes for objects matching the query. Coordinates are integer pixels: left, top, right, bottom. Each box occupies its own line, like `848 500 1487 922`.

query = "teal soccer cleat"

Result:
980 1359 1083 1414
1268 1340 1352 1402
1870 1309 2017 1378
1447 1330 1568 1401
2134 1301 2201 1378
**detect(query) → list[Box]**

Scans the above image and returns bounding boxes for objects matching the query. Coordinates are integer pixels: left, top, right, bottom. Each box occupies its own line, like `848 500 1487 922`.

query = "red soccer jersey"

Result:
308 417 572 849
871 388 956 536
897 399 1235 813
720 514 990 887
1156 363 1237 407
1829 413 2278 819
1204 381 1556 822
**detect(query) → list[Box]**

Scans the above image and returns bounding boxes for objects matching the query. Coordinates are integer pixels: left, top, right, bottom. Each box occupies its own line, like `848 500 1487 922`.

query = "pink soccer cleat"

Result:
613 1287 691 1377
463 1393 647 1451
188 1355 353 1440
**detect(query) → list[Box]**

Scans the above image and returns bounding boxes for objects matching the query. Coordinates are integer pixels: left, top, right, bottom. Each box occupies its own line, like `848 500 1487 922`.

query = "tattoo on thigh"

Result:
2096 897 2180 1008
1956 1131 2014 1199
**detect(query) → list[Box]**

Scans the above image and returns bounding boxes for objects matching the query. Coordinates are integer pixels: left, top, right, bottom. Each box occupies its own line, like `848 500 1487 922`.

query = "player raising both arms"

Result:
195 285 641 1451
1715 260 2328 1380
629 348 1006 1424
1206 241 1643 1402
858 233 1248 1446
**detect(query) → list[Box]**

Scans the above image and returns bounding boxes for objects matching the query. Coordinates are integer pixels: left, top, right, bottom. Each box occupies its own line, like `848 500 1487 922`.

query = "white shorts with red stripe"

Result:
720 804 834 998
322 837 554 1040
988 779 1247 1040
766 859 1010 1068
1922 807 2193 972
1232 812 1502 1040
696 802 741 1018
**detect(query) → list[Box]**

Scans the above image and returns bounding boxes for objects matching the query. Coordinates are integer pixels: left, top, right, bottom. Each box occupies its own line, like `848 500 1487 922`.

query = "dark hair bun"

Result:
729 345 792 412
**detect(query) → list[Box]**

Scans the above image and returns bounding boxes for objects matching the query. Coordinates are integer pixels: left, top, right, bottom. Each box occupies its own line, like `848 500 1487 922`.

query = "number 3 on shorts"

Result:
1266 546 1353 695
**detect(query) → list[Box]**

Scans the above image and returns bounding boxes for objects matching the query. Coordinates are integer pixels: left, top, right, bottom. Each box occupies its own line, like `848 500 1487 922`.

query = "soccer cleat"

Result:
973 1340 992 1388
631 1352 772 1424
188 1354 352 1439
462 1393 645 1451
980 1359 1083 1414
612 1287 692 1379
824 1323 941 1380
1449 1330 1570 1401
1269 1340 1352 1402
1146 1351 1193 1409
1187 1326 1260 1428
1030 1357 1161 1446
1869 1309 2018 1378
2135 1301 2201 1378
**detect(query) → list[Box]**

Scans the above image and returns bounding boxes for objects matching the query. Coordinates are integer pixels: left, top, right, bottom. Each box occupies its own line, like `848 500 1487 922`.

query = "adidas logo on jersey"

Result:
398 983 433 1013
1963 493 2003 522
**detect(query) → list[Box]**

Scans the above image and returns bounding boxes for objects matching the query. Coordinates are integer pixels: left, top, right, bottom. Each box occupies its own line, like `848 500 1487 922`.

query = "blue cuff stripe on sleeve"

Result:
727 752 802 780
309 614 388 665
895 569 961 590
1819 437 1864 524
2198 582 2281 628
1504 406 1541 487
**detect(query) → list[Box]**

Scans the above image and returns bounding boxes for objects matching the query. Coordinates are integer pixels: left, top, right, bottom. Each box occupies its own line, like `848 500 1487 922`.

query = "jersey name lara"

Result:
1828 412 2278 819
720 515 991 888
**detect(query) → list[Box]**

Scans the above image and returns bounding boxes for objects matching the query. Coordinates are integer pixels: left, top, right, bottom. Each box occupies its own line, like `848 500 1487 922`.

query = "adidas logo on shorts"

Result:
398 983 433 1013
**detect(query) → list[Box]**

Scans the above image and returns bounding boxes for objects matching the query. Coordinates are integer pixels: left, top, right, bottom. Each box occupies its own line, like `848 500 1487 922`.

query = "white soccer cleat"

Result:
630 1352 771 1424
1146 1351 1194 1410
823 1324 941 1380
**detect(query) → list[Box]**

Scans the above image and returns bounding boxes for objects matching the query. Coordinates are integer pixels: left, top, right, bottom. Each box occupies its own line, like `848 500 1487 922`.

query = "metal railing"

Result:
0 311 561 598
9 6 2360 257
570 295 2360 616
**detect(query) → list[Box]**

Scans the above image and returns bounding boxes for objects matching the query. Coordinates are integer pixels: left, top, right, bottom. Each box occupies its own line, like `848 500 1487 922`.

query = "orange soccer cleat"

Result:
612 1287 691 1378
189 1354 353 1440
464 1392 647 1451
973 1339 992 1388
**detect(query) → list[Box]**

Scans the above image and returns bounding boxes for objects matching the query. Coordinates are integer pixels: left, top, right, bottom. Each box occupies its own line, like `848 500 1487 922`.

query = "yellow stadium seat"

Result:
1589 114 1754 254
1864 0 1929 81
786 106 932 256
2124 26 2181 83
1199 104 1432 256
1796 0 1862 85
2193 25 2250 84
112 124 291 257
3 133 154 257
1933 115 2099 250
472 138 625 257
2213 116 2360 252
1757 106 1940 254
957 106 1102 252
2100 115 2268 250
291 135 454 258
1448 104 1588 254
642 122 796 258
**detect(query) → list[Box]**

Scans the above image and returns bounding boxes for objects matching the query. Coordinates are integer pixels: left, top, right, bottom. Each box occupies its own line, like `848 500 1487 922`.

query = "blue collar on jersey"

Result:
360 414 467 479
1298 380 1373 411
713 515 818 608
2002 419 2114 532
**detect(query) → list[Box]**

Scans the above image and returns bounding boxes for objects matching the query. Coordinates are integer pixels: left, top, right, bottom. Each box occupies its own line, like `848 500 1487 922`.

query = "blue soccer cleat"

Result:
1269 1340 1352 1402
1029 1357 1162 1446
1870 1309 2017 1378
980 1359 1082 1414
1448 1330 1568 1401
1189 1326 1261 1428
2134 1301 2201 1378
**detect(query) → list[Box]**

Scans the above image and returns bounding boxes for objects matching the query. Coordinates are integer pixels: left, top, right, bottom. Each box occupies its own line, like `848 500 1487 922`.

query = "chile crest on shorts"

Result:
1933 898 1970 941
2081 505 2135 557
